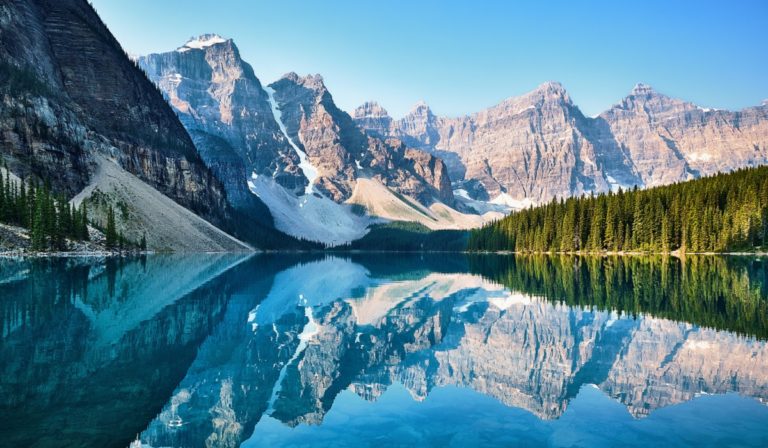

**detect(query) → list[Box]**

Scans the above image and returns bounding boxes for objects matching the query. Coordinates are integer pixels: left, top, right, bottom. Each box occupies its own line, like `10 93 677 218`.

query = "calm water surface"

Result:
1 254 767 447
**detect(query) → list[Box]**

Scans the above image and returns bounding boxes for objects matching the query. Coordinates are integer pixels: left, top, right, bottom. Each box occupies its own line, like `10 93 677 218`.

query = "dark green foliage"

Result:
225 208 324 250
105 205 117 250
469 167 768 253
0 61 51 97
0 167 92 251
469 255 768 339
334 222 469 252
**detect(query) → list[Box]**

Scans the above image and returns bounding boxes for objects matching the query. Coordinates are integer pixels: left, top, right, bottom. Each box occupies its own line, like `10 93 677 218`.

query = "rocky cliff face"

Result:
265 72 454 205
355 82 768 205
139 42 455 208
139 35 306 200
0 0 231 227
598 83 768 184
355 83 622 204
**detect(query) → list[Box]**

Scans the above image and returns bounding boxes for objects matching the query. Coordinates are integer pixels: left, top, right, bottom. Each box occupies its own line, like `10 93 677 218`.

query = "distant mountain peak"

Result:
178 33 228 52
353 101 390 119
536 81 566 93
409 100 432 116
518 81 572 107
630 83 657 96
278 72 326 92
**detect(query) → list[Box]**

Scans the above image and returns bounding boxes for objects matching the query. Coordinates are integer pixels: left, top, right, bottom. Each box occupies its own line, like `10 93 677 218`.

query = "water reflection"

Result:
0 254 767 447
0 255 252 448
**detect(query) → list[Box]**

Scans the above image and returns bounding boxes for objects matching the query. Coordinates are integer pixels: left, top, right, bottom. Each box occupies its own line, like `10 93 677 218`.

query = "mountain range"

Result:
354 82 768 206
138 36 484 245
137 33 768 245
2 0 767 249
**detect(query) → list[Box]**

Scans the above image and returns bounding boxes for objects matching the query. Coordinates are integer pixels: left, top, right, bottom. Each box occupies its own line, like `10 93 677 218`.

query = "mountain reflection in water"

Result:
0 254 767 447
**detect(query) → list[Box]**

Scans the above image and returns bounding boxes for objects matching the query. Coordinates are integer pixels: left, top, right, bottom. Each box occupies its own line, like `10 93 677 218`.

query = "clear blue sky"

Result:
91 0 767 118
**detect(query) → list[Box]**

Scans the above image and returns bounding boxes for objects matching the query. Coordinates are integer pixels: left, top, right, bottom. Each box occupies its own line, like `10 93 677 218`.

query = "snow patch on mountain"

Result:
489 193 536 210
688 152 714 162
452 188 511 216
248 174 371 246
178 34 226 51
263 86 318 195
605 175 633 192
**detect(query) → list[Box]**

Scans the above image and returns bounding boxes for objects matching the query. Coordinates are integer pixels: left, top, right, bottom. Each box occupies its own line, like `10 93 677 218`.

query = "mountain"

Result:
598 83 768 184
138 34 306 201
0 0 249 251
354 82 768 207
139 37 496 245
267 72 454 205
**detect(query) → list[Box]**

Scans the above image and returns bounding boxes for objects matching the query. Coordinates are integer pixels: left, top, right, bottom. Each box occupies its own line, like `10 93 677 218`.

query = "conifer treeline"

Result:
0 168 89 251
468 166 768 253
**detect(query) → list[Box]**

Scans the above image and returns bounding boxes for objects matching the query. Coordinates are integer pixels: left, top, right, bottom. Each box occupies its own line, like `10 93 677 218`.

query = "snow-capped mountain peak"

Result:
630 83 656 96
178 33 227 52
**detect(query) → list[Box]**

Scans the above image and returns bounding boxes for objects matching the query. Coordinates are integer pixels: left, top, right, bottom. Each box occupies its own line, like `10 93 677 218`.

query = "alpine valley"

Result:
2 0 768 250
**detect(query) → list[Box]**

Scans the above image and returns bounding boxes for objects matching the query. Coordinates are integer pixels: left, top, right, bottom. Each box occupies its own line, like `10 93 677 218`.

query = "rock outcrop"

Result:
598 83 768 184
139 42 456 209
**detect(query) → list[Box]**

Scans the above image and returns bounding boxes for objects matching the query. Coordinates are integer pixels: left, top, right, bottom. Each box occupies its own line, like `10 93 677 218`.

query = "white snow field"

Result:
250 174 504 246
489 192 536 210
248 174 374 246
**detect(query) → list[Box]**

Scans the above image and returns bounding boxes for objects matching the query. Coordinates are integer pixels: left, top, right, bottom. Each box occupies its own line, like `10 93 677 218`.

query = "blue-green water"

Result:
1 254 767 447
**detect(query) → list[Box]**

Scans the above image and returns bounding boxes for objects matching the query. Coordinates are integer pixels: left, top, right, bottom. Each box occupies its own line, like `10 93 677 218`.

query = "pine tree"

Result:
31 197 46 251
661 214 671 253
588 199 605 251
105 205 117 250
80 202 90 241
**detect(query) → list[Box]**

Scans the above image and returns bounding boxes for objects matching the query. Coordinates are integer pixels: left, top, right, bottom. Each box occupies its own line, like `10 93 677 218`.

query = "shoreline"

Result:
2 249 767 258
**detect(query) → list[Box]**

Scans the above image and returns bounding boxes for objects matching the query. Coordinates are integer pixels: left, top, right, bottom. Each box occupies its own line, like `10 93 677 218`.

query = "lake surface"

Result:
1 254 767 447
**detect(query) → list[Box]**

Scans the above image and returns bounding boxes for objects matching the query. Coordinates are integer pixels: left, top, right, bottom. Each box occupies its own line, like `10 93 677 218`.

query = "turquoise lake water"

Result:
1 254 767 447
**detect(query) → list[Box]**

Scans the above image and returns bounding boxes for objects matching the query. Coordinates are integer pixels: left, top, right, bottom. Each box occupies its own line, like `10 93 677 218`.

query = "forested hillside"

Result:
468 166 768 253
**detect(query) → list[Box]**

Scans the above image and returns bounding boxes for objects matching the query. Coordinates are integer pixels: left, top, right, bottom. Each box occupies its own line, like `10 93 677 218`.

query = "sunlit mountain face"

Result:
1 255 767 447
